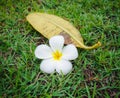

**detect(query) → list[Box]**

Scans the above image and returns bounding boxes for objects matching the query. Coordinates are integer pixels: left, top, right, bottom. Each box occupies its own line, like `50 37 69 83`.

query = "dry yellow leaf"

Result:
26 13 101 49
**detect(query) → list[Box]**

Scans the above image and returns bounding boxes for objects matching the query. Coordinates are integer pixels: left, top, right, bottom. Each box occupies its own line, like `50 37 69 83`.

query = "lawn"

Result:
0 0 120 97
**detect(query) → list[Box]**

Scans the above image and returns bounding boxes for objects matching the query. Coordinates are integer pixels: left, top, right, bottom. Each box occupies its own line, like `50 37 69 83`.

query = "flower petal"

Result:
49 35 64 51
40 59 56 74
56 60 72 75
35 44 52 59
62 44 78 60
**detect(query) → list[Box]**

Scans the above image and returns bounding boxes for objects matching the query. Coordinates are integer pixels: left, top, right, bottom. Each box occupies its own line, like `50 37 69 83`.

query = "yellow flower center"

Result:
52 50 62 60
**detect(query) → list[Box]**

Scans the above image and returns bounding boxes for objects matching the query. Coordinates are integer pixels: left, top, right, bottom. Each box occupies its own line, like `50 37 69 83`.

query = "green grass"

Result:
0 0 120 97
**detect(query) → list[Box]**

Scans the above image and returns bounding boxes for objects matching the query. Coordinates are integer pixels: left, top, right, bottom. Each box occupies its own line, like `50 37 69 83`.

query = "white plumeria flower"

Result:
35 35 78 75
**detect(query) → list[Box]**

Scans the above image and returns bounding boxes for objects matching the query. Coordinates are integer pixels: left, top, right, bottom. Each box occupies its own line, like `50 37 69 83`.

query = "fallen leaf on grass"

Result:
26 13 101 49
